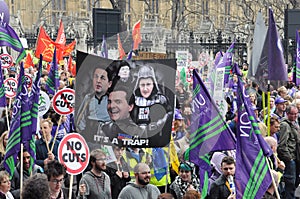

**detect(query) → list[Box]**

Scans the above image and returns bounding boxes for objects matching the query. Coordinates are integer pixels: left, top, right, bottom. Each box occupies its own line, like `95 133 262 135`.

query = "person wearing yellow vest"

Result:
146 147 171 193
123 147 148 182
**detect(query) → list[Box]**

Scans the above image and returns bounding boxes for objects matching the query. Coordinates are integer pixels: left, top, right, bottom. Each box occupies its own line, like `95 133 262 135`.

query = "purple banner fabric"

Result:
185 70 236 197
235 76 273 198
45 48 59 95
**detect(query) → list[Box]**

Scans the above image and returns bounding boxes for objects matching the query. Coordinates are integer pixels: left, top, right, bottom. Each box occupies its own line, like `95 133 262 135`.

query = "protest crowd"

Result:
1 1 300 198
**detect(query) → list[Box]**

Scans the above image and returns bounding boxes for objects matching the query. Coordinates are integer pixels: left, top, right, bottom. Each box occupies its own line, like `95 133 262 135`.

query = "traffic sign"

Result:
0 54 13 68
58 133 90 175
4 78 17 98
38 91 50 116
52 88 75 115
24 74 32 88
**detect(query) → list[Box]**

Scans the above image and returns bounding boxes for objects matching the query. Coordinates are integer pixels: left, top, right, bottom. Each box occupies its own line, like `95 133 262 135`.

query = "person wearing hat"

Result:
173 109 187 141
131 64 173 139
272 97 287 122
170 162 200 199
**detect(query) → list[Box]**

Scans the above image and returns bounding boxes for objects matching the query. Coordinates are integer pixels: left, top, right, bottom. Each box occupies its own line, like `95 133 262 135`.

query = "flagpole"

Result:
51 115 62 153
5 105 10 130
267 81 271 136
20 143 24 199
165 144 171 193
68 174 74 199
266 157 280 198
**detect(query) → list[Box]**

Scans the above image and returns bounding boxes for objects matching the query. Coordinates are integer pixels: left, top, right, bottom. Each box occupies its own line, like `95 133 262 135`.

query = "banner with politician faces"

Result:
75 51 177 148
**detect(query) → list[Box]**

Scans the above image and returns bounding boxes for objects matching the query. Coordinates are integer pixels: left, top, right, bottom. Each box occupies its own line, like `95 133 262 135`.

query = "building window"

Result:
202 0 209 16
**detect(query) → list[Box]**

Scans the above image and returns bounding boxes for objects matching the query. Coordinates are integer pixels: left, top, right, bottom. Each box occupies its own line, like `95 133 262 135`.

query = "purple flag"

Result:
268 8 287 81
235 76 272 198
127 50 133 60
248 12 267 81
26 55 43 173
185 70 236 198
100 35 108 58
4 63 32 177
0 62 6 107
295 30 300 86
216 42 235 86
45 48 59 95
0 24 26 64
254 8 287 91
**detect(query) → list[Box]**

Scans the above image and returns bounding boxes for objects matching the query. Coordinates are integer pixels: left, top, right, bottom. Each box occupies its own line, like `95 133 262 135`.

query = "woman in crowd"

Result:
170 162 200 199
0 170 14 199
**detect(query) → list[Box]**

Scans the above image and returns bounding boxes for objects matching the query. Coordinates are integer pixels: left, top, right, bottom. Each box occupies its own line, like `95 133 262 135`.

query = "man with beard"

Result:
78 149 111 199
10 148 43 199
76 66 112 142
118 162 161 199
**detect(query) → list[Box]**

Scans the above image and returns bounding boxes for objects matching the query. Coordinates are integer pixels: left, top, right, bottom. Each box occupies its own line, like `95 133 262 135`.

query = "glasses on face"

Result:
180 170 190 174
50 178 64 184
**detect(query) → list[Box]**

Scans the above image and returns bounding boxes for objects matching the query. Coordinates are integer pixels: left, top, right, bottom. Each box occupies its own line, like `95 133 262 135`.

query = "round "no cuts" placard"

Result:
58 133 89 175
52 88 75 115
4 78 17 98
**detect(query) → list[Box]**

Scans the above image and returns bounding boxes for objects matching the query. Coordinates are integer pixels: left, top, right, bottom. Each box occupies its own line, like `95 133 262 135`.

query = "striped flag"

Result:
0 24 26 64
185 70 236 198
26 55 43 173
45 48 59 95
0 62 6 107
4 63 32 177
235 76 272 198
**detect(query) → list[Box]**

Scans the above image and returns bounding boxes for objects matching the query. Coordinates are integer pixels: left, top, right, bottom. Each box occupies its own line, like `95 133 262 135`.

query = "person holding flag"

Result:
35 119 59 169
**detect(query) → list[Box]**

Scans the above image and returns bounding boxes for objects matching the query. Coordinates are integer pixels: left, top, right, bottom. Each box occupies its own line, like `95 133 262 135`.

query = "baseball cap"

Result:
275 97 287 105
174 109 184 120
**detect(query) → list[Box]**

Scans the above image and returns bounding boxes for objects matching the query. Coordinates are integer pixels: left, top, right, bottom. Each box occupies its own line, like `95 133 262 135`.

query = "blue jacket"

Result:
35 138 59 168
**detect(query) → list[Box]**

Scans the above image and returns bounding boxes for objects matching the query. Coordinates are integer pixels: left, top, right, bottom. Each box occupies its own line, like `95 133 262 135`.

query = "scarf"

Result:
173 174 200 197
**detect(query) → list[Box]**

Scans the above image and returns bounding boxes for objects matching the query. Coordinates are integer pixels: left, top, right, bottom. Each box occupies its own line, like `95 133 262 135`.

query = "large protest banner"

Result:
75 51 176 148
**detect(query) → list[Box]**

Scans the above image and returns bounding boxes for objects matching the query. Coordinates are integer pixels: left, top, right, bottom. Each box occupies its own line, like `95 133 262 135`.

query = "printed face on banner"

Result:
75 51 177 148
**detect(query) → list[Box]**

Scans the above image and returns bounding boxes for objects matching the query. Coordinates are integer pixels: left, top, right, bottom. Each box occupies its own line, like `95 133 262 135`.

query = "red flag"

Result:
68 55 76 77
24 53 34 69
55 20 66 64
117 34 125 60
132 20 142 50
63 40 76 57
35 26 55 62
55 19 66 45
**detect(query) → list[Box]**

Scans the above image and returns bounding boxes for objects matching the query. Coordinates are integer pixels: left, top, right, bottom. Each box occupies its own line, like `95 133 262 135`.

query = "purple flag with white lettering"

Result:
0 62 6 107
185 70 236 198
4 63 32 177
235 76 272 198
45 48 59 95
